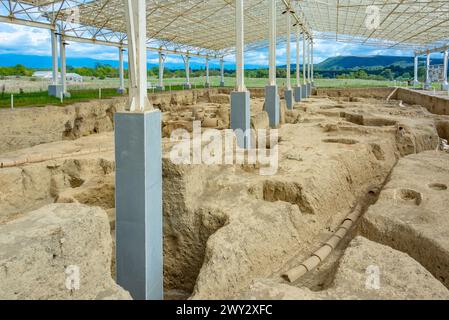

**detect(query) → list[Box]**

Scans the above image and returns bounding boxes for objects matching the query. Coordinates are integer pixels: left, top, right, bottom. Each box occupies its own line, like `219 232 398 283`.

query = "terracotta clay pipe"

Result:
282 202 363 282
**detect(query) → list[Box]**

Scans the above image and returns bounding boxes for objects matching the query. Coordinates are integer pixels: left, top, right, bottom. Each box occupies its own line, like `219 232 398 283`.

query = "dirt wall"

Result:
395 88 449 116
315 87 396 99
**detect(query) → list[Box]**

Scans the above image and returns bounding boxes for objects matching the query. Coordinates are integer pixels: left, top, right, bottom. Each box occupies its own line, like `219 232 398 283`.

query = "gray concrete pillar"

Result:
231 91 251 148
294 86 302 102
285 89 293 110
265 85 280 128
115 110 163 300
301 84 308 99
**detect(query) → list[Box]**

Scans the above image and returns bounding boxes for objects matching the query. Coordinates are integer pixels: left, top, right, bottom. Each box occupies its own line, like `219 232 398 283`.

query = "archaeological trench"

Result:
1 87 449 300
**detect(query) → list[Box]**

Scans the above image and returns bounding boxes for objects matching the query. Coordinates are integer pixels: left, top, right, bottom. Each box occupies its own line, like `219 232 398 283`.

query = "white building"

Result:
32 71 83 82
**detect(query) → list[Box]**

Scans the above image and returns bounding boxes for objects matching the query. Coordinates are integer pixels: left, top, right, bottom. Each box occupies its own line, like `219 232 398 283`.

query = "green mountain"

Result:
316 55 443 70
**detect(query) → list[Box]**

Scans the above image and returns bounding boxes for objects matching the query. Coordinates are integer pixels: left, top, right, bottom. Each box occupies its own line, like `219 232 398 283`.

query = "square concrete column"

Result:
294 86 302 102
265 85 280 128
285 89 293 110
231 91 251 148
115 110 162 300
301 84 308 99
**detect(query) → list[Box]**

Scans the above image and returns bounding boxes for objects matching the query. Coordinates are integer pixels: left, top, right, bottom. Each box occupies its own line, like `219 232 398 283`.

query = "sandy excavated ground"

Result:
0 89 449 300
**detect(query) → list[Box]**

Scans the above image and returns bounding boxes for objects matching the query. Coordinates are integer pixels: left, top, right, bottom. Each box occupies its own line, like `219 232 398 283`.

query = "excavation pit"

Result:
1 87 449 300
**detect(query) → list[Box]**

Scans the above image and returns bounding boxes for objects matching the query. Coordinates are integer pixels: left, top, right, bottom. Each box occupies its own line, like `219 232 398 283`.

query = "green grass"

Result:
161 76 399 88
1 76 437 109
0 88 123 108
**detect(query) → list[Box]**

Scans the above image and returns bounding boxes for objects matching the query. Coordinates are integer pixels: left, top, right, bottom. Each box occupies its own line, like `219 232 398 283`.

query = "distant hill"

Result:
316 55 444 70
0 54 125 69
0 54 236 70
1 53 445 72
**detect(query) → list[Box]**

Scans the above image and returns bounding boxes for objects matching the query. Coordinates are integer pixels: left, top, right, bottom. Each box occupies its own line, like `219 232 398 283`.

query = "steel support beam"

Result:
424 50 431 90
205 57 210 87
268 0 276 86
294 25 302 102
59 34 70 97
183 55 191 89
308 39 311 84
51 29 58 85
118 47 126 94
412 55 420 86
311 39 314 86
416 45 449 56
284 9 293 109
303 34 306 85
235 0 245 92
286 12 291 91
157 51 165 90
443 50 449 90
265 0 280 128
302 33 307 98
124 0 151 111
295 25 301 87
48 28 63 98
220 58 225 87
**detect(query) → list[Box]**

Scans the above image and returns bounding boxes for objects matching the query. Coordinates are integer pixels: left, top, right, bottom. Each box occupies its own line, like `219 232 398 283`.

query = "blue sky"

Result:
0 23 426 69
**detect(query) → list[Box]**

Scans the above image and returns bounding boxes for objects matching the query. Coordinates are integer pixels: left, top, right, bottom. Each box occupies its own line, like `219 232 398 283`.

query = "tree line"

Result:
0 63 434 82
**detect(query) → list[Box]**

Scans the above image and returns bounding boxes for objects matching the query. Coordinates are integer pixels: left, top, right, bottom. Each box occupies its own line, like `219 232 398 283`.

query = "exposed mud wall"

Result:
315 87 396 99
0 99 126 154
0 88 272 155
395 88 449 115
0 155 115 224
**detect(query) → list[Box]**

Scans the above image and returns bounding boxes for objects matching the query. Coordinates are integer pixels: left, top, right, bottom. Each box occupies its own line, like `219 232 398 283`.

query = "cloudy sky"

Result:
0 23 421 69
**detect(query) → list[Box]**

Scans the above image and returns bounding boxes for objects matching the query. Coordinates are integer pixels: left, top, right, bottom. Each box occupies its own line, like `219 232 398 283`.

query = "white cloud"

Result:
0 23 417 68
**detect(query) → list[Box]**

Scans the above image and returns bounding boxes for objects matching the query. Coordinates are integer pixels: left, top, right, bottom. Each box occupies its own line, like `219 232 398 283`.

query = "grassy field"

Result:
0 88 122 108
149 76 400 88
0 76 435 108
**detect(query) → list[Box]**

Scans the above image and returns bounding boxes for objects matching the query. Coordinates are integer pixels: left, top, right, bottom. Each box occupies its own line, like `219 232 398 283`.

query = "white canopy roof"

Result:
1 0 448 57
